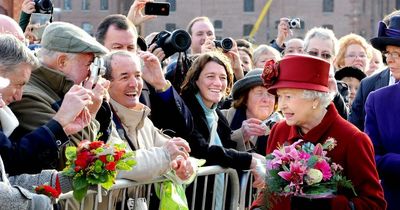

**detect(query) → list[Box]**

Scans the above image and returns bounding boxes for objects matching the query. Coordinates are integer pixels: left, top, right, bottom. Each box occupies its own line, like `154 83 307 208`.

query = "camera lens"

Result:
171 30 191 52
221 38 233 51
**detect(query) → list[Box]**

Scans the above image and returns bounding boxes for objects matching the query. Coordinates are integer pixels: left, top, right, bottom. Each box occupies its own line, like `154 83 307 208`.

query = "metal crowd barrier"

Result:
58 165 242 210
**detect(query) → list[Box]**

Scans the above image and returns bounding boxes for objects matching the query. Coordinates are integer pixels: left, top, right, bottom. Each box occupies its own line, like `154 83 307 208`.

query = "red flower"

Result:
105 162 116 171
75 150 92 169
35 185 61 198
99 155 107 163
89 141 104 150
113 151 125 161
261 59 280 88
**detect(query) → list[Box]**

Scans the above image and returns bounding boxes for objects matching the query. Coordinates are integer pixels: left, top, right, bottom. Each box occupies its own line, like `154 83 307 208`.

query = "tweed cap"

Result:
41 22 108 55
232 68 263 100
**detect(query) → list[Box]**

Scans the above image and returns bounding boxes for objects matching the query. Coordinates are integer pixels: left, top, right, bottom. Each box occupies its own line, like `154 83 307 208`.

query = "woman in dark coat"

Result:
180 51 264 210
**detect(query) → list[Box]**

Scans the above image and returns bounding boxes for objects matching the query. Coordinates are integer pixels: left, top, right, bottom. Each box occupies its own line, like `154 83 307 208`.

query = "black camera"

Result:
150 29 191 59
214 37 233 52
34 0 53 14
288 18 301 29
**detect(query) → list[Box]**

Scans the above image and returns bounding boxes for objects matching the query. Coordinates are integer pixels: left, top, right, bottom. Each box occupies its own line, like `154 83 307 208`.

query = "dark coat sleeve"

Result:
2 119 68 175
149 86 194 137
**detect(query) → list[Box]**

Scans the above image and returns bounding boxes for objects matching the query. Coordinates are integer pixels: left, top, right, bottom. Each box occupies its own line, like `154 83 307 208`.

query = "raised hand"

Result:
127 0 156 25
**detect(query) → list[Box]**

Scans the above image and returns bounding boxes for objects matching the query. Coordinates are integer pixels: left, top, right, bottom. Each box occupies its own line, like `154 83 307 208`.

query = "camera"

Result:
144 2 170 16
89 57 106 84
214 37 233 52
288 18 301 29
34 0 53 14
150 29 192 59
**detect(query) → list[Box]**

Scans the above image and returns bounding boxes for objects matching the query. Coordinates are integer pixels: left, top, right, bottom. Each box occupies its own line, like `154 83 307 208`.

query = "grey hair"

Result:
103 50 140 80
0 34 39 73
36 48 77 62
302 89 333 108
253 44 281 64
303 27 338 56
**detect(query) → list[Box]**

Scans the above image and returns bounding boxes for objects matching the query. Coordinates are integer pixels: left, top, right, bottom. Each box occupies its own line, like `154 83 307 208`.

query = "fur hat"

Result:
335 66 366 82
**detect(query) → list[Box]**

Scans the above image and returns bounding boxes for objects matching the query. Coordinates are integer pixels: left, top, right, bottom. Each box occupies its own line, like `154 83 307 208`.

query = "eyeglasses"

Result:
345 54 367 59
383 51 400 59
306 51 332 60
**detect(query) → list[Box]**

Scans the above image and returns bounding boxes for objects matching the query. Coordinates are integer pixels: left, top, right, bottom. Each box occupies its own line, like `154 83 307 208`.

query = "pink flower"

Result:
261 59 280 88
278 161 307 184
314 160 332 181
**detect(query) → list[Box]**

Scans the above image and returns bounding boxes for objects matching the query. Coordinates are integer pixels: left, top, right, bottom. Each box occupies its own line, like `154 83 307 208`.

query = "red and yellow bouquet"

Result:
62 140 136 202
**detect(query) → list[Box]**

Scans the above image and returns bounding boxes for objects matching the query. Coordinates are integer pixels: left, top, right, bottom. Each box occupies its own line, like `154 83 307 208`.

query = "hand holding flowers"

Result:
62 140 136 202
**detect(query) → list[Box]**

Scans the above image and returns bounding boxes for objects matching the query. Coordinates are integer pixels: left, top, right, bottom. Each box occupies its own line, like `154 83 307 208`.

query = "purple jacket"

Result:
365 82 400 210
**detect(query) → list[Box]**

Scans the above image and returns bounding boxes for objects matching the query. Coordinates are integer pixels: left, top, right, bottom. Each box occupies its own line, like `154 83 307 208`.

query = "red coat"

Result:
253 104 386 210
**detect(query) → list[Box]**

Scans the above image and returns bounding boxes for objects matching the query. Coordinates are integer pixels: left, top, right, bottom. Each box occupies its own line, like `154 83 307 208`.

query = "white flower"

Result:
305 169 323 185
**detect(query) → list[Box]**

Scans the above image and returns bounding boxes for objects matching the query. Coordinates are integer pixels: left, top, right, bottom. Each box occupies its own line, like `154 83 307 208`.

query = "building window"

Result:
166 23 176 31
100 0 109 10
243 24 253 36
82 22 94 35
214 20 223 30
64 0 72 10
322 24 333 30
82 0 90 10
167 0 176 12
244 0 254 12
323 0 334 12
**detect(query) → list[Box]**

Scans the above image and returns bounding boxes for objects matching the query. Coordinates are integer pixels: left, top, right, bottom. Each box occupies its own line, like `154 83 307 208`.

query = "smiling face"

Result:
344 44 369 71
108 54 143 109
277 88 316 128
195 61 227 108
246 86 275 120
0 64 31 105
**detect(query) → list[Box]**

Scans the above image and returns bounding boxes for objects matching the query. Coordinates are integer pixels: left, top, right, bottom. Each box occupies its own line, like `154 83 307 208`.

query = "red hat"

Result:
262 55 330 94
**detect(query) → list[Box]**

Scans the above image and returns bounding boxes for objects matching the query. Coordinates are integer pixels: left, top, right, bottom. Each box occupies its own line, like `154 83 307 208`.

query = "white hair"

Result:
302 89 333 108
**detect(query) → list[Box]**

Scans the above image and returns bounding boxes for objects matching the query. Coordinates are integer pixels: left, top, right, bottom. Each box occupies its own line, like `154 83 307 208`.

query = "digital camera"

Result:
34 0 53 14
214 37 234 52
89 57 106 84
150 29 191 59
288 18 301 29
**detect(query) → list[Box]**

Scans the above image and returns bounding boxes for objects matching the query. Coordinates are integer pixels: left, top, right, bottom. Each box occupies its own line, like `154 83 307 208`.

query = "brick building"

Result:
1 0 400 44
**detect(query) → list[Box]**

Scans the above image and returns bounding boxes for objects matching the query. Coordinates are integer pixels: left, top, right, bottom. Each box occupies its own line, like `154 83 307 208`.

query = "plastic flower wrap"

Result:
264 138 356 209
62 140 136 202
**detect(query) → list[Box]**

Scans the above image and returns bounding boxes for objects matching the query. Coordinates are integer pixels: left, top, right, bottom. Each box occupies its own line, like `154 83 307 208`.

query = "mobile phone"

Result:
144 2 170 16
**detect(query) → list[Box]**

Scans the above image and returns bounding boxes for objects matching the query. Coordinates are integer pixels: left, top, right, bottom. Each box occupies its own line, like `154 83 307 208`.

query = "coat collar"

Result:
286 103 338 144
109 98 150 131
32 65 74 97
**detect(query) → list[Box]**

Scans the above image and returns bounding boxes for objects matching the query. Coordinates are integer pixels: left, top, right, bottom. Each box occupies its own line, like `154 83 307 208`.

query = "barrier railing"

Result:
59 165 241 210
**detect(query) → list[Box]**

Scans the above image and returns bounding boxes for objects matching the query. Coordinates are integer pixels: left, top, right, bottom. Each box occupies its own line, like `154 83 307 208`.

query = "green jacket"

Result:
10 65 99 171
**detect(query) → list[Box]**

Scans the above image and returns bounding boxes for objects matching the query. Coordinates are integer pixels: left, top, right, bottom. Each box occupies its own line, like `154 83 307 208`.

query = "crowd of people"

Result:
0 0 399 209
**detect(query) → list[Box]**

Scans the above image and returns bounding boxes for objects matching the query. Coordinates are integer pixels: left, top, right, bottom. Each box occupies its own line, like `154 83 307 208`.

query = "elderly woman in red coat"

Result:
252 55 386 210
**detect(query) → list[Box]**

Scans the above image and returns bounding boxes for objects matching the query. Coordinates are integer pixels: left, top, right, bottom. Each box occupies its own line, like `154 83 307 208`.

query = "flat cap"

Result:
41 22 108 55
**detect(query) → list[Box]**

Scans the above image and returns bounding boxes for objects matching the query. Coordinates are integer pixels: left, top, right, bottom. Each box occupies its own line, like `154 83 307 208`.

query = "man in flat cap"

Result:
10 21 110 173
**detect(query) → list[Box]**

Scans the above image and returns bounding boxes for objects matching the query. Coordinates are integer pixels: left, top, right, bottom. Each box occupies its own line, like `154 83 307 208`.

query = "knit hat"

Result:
41 22 108 55
262 55 330 95
232 68 263 100
335 66 366 82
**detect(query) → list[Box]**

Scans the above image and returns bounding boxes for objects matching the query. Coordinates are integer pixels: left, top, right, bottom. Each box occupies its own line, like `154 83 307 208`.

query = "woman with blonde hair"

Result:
334 33 372 73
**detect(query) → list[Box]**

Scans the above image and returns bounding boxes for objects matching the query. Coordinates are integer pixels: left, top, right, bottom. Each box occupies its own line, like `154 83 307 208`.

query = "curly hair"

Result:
333 33 372 70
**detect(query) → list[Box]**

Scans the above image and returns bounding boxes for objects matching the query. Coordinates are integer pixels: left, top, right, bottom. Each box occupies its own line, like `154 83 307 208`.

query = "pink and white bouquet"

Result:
265 138 356 205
